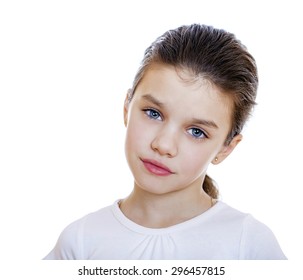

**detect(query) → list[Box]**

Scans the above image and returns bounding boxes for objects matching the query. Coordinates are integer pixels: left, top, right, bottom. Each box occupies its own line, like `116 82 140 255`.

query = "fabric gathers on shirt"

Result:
44 200 286 260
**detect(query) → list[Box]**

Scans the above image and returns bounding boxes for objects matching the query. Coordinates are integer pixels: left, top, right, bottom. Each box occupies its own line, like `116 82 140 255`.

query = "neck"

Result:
119 182 214 228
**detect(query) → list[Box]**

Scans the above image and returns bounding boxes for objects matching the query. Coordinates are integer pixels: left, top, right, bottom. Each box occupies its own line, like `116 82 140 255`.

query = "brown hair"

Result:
128 24 258 199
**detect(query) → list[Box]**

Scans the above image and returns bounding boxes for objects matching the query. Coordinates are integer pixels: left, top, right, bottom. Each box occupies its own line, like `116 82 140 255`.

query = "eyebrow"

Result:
141 94 218 129
191 118 219 129
142 94 165 108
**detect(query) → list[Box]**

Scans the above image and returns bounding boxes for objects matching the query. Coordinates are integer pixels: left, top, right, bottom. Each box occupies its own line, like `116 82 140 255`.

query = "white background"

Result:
1 0 302 264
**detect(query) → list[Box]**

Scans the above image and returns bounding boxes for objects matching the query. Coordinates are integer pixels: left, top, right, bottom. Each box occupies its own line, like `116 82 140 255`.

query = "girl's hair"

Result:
128 24 258 199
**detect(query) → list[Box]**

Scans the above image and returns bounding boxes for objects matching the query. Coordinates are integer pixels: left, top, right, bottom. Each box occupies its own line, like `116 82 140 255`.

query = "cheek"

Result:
125 118 152 153
179 144 216 175
183 152 207 172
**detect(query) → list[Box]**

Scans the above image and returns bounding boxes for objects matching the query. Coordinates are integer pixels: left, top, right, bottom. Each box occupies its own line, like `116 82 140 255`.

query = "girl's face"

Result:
124 63 241 196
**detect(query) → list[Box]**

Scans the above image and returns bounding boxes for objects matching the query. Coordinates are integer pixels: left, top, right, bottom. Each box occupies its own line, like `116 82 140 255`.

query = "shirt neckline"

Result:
111 199 224 235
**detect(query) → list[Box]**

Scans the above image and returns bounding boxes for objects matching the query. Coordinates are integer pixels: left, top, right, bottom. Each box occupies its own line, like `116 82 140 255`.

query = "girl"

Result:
44 24 286 260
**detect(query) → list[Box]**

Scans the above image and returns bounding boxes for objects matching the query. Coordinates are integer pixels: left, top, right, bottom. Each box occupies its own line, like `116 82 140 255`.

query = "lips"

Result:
141 158 174 176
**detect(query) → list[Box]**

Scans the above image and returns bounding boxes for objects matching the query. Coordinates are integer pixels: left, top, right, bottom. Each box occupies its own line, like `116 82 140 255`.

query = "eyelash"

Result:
143 108 162 121
142 108 208 141
187 127 208 140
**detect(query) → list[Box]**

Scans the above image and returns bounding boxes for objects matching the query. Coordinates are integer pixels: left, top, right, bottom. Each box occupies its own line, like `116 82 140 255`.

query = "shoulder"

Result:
213 202 286 259
211 201 250 225
240 212 287 259
44 203 115 260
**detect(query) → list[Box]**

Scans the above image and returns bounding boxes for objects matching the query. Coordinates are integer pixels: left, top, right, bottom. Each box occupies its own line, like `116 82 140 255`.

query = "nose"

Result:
151 127 178 157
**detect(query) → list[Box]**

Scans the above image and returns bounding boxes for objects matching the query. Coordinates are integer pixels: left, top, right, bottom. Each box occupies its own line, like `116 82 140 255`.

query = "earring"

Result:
215 157 218 162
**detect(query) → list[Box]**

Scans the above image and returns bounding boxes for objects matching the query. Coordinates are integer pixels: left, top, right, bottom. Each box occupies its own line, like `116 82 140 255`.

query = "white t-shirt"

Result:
44 200 286 260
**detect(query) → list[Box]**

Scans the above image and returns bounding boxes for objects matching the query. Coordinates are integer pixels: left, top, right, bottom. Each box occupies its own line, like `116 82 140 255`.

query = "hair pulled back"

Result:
128 24 258 199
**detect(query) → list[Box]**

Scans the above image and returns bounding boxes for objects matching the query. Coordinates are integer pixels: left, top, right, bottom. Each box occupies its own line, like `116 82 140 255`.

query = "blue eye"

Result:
188 128 207 139
144 109 162 120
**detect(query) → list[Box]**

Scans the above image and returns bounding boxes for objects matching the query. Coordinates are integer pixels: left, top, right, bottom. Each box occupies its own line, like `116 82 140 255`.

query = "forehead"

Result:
133 64 233 130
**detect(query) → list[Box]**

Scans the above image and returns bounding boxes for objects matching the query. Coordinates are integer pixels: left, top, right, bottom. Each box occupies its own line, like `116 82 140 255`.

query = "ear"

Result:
123 90 131 127
212 134 242 164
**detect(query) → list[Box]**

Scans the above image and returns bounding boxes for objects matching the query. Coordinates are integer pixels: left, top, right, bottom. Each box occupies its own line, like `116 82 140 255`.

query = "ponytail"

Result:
203 175 219 199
